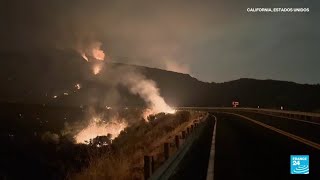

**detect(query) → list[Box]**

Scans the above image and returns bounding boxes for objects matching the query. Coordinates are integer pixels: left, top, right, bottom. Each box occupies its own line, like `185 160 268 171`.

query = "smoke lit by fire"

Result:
75 116 127 144
142 108 152 120
76 40 175 121
142 108 176 121
120 71 175 120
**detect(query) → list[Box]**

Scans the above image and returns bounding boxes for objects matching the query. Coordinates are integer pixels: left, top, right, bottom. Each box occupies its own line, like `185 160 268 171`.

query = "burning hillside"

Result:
76 41 175 119
76 40 106 76
79 41 106 62
74 116 127 144
50 42 177 144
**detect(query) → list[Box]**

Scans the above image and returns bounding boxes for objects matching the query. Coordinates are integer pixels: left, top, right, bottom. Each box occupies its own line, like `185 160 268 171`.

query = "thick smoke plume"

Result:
85 60 175 119
118 68 175 119
1 0 200 75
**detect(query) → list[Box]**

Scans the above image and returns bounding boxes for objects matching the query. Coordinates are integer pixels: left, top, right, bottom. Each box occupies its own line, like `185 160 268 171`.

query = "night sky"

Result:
1 0 319 84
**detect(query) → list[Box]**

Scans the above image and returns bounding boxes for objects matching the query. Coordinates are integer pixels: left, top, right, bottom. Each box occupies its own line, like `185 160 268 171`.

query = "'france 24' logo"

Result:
290 155 309 174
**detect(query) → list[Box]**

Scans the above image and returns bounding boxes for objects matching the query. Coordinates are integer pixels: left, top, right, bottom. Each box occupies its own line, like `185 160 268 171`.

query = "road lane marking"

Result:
248 111 320 126
223 112 320 150
206 115 217 180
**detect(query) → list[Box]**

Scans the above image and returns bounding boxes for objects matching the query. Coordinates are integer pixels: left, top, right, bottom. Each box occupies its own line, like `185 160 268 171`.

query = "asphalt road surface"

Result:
213 112 320 180
169 115 215 180
167 112 320 180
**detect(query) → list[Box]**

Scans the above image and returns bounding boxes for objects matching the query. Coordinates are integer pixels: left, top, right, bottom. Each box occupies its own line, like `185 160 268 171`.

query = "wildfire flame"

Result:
142 108 176 121
78 41 105 62
75 41 176 123
92 47 105 61
77 41 106 75
142 109 154 120
81 52 89 62
93 64 102 75
75 116 127 144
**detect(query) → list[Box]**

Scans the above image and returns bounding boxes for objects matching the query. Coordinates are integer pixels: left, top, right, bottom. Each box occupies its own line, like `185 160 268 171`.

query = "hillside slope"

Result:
1 51 320 111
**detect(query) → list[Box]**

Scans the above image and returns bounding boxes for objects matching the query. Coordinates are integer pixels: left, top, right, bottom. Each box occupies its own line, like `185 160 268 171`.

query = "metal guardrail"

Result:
177 107 320 124
145 114 210 180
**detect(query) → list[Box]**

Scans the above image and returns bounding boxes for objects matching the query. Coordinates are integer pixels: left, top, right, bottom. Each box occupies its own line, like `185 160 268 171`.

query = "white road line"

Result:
206 115 217 180
250 111 320 126
225 112 320 150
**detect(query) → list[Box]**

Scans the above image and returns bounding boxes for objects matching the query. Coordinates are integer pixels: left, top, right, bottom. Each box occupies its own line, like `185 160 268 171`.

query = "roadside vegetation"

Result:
1 103 203 180
71 110 204 180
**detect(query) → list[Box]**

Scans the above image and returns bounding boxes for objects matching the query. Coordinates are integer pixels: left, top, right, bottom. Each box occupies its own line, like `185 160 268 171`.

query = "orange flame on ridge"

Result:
81 52 89 61
92 48 105 61
93 64 102 75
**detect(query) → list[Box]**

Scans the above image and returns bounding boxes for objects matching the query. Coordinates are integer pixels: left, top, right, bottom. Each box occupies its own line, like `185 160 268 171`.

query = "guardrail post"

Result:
175 135 180 149
151 156 155 173
182 131 186 139
194 123 198 128
164 143 170 160
144 155 152 180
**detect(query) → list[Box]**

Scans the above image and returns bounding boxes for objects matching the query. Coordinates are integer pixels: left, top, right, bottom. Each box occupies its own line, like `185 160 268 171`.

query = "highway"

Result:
213 112 320 179
152 109 320 179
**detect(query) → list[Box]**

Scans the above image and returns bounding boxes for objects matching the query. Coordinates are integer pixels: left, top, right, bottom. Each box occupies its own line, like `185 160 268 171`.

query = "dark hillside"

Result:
1 51 320 111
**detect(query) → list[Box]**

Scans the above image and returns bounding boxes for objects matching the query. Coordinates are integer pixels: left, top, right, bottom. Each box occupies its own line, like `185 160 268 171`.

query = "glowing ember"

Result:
81 52 89 61
93 64 102 75
74 116 127 144
75 83 81 90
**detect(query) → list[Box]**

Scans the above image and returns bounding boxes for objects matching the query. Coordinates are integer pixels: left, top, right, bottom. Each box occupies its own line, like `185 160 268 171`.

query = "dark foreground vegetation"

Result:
0 103 202 180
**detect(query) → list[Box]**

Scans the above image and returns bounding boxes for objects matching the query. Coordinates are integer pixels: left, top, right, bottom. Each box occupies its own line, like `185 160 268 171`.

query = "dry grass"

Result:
70 111 204 180
72 155 131 180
